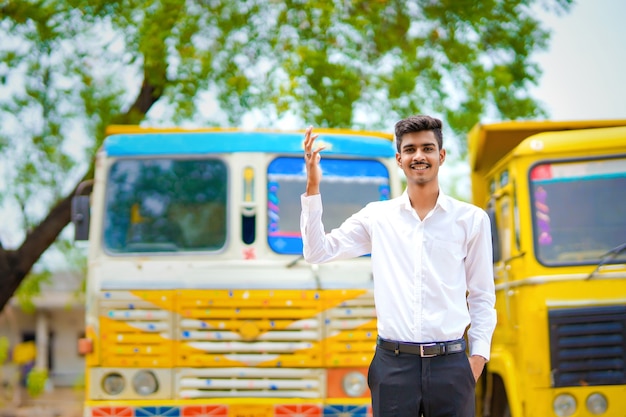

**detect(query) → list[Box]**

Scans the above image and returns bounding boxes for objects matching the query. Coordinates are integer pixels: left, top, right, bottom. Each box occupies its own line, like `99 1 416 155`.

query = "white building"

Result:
0 271 85 390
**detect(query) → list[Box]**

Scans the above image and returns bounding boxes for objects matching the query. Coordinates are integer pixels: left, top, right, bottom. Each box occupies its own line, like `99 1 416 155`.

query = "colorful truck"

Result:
72 126 403 417
468 120 626 417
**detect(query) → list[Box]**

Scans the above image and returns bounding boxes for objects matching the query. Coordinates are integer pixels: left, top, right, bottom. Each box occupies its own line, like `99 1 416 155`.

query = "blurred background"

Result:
0 0 625 415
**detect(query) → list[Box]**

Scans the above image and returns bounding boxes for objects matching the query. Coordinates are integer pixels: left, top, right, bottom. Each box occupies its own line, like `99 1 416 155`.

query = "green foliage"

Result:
26 367 48 398
0 337 8 364
15 271 51 314
12 240 86 310
1 0 574 150
0 0 573 287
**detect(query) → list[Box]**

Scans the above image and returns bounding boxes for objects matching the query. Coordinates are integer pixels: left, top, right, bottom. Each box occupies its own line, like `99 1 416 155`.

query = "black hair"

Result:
394 115 443 153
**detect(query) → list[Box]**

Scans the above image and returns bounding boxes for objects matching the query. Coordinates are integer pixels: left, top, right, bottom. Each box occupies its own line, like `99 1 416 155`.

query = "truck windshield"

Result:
529 156 626 266
103 158 227 253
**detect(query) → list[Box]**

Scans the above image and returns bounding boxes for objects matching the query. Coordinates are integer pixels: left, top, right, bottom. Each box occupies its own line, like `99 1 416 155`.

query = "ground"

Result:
0 387 83 417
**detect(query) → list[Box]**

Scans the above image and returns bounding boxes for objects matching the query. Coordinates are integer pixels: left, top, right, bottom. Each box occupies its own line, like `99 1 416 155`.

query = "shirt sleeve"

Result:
464 210 497 360
300 193 372 263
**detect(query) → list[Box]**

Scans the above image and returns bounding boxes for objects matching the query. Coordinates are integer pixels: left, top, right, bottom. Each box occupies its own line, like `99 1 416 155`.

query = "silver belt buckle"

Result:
420 343 438 357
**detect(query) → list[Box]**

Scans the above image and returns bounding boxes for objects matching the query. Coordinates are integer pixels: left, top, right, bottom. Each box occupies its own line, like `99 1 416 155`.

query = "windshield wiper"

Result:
286 255 304 268
586 242 626 280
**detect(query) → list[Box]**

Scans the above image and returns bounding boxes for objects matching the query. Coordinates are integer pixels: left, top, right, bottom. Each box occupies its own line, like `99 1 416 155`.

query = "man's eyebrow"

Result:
402 141 436 149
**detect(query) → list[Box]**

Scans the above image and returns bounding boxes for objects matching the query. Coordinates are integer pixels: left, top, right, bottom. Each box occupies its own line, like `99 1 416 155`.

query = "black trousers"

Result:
367 346 476 417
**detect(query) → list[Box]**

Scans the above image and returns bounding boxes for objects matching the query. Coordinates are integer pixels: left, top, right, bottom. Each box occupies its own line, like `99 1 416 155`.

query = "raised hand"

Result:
303 126 325 196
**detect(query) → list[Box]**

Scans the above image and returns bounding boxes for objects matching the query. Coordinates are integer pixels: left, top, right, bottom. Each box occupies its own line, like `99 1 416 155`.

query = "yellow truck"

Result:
468 120 626 417
72 126 403 417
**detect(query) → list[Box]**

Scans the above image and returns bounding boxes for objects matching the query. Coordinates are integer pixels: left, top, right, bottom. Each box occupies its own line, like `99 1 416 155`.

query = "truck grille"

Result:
176 289 325 368
98 289 377 399
175 289 375 399
549 305 626 387
99 290 174 367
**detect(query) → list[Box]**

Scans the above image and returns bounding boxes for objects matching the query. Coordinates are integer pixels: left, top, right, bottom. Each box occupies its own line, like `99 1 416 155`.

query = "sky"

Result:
530 0 626 121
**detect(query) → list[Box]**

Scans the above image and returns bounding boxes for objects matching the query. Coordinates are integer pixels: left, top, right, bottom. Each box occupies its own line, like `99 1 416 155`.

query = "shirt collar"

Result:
401 188 451 213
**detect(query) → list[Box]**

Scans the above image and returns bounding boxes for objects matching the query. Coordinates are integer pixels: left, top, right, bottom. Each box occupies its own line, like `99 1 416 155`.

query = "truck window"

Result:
267 157 391 254
529 156 626 265
103 158 228 253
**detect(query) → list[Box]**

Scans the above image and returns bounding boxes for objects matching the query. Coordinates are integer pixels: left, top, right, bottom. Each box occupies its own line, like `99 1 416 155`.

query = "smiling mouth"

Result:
410 163 429 170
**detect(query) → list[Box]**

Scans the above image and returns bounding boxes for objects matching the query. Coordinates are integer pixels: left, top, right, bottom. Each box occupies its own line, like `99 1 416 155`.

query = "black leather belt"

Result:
377 336 466 357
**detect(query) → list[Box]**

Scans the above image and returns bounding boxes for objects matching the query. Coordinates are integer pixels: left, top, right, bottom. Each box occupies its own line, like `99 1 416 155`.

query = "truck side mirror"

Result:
72 180 94 241
72 195 91 241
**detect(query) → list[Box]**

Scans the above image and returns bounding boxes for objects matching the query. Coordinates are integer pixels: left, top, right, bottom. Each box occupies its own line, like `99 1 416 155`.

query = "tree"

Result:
0 0 572 312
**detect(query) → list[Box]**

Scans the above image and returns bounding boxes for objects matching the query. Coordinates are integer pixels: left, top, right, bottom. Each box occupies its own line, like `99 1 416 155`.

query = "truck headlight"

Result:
342 371 367 397
586 392 607 415
553 393 576 417
102 372 125 395
132 370 158 396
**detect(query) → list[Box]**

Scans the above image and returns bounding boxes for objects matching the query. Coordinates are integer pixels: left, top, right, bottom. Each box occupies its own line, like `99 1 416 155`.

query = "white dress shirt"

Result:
300 189 497 360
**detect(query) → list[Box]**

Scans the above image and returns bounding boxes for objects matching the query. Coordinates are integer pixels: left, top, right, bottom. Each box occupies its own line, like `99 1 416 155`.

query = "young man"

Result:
300 115 496 417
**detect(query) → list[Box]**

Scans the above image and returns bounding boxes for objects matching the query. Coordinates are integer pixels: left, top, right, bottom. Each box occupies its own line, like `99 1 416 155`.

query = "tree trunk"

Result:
0 188 74 312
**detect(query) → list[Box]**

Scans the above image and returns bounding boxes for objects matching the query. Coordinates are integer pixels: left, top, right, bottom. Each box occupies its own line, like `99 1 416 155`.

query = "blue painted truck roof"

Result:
104 130 396 158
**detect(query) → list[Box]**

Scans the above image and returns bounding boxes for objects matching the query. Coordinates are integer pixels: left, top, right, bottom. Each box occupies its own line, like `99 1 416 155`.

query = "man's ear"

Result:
396 152 402 166
439 148 446 165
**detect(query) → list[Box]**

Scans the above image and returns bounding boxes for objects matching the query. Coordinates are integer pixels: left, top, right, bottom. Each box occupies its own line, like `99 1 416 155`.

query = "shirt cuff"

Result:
301 193 323 210
469 340 491 362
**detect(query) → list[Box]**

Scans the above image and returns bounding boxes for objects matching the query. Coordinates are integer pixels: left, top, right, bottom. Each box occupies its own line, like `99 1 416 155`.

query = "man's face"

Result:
396 130 445 185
